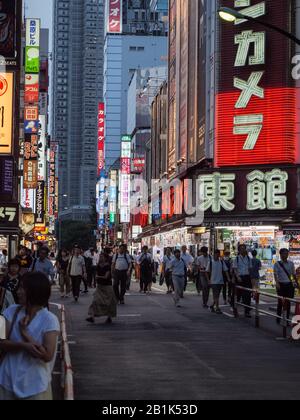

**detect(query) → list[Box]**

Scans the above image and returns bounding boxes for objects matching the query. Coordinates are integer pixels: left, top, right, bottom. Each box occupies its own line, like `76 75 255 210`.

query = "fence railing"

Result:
50 303 74 400
232 285 300 339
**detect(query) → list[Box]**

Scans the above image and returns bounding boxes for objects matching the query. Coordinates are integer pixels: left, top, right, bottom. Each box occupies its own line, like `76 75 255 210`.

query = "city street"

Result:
53 284 300 401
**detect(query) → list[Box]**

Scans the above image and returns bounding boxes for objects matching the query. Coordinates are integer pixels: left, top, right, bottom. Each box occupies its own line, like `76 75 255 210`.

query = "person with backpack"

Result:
29 247 55 284
138 246 154 294
206 250 230 314
274 248 297 324
170 249 187 308
112 245 132 304
233 244 253 318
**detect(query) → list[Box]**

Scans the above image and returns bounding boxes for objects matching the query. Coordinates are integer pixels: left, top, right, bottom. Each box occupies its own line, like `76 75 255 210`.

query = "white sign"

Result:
26 19 40 47
38 115 46 181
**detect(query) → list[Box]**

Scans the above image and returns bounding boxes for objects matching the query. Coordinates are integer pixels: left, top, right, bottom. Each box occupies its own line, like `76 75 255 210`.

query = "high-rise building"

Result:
52 0 104 221
104 0 168 168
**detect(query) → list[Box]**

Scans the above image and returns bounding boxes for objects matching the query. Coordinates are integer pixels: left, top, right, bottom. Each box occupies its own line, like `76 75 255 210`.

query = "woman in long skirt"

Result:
86 253 117 324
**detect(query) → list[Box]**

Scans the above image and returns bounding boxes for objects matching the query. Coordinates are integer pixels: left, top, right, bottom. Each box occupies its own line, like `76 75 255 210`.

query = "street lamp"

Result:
218 6 300 46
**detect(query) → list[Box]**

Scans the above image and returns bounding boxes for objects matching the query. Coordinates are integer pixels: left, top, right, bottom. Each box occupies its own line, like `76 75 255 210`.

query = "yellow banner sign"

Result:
0 73 14 155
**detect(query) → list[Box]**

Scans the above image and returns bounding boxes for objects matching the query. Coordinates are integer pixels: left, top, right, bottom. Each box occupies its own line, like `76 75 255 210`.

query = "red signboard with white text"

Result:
216 0 296 167
107 0 122 34
98 103 105 177
25 74 39 104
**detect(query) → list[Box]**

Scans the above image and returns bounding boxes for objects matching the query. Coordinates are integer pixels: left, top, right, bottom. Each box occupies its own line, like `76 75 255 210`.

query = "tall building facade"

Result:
52 0 104 221
104 0 168 168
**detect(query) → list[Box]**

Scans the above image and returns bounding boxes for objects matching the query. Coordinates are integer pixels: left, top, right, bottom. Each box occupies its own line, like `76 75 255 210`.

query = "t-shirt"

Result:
274 260 296 284
206 259 228 285
113 253 131 271
250 258 262 279
233 255 253 276
181 253 194 269
69 255 86 277
163 255 174 271
0 305 60 399
196 255 210 273
171 258 186 276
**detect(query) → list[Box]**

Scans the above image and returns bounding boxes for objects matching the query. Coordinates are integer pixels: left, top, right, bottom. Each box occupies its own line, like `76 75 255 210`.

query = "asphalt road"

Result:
52 282 300 401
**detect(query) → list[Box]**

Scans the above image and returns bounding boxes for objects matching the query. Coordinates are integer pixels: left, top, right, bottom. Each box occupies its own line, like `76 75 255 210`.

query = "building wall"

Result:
52 0 104 220
104 34 167 168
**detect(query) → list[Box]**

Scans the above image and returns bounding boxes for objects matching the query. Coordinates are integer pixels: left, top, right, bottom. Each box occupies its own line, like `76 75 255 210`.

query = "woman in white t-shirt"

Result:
0 272 60 400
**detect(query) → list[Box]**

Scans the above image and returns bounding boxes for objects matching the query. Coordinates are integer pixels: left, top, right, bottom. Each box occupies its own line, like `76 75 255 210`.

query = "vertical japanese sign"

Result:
107 0 122 34
168 0 177 172
109 170 117 224
0 72 14 155
24 74 39 104
48 143 57 217
197 0 206 161
23 133 38 189
0 156 14 196
120 136 131 224
98 103 105 177
25 19 40 74
35 181 45 225
38 115 46 181
216 0 296 167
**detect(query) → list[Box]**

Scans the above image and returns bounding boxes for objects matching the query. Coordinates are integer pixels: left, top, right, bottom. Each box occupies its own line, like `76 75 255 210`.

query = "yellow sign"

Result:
0 72 14 154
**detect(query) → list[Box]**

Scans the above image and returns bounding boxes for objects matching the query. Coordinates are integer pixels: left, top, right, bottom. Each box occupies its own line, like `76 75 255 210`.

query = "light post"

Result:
218 6 300 46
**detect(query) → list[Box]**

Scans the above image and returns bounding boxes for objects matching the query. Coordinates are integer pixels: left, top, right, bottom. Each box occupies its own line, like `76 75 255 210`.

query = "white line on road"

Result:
118 314 142 318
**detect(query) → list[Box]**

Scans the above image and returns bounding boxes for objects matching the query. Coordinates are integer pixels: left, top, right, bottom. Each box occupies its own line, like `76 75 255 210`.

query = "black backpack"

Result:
140 254 152 274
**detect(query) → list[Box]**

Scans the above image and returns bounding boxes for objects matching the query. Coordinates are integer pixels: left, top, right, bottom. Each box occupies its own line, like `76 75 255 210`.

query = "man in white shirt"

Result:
233 244 253 318
68 245 87 302
112 245 132 304
171 250 186 308
196 247 211 308
162 248 174 293
84 248 99 288
206 250 229 314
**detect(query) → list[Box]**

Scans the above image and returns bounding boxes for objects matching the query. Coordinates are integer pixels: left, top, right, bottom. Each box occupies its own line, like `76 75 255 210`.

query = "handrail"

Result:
232 285 300 339
50 303 74 401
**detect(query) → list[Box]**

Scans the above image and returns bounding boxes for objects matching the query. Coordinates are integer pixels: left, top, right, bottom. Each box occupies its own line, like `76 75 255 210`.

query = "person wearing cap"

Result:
68 245 87 302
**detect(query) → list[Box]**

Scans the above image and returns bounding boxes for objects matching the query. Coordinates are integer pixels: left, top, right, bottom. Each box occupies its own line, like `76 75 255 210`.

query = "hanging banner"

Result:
0 156 14 197
98 103 105 177
25 19 40 74
0 72 14 155
35 181 45 224
23 159 38 189
107 0 122 34
38 115 46 181
25 74 39 104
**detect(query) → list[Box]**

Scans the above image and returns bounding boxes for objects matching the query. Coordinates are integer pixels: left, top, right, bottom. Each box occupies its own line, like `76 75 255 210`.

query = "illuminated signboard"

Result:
216 0 296 167
24 159 38 190
25 19 40 74
109 170 118 224
38 115 46 181
0 72 14 155
25 74 39 104
98 103 105 177
0 156 14 196
0 0 22 68
35 181 45 224
21 177 36 211
120 136 131 224
48 143 57 217
0 204 18 228
107 0 122 34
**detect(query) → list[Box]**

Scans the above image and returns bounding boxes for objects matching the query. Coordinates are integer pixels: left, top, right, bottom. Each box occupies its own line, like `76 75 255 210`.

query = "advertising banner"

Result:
20 177 35 211
23 159 38 189
0 204 19 229
35 181 45 225
98 103 105 177
25 19 40 74
38 115 46 181
25 74 39 104
107 0 122 33
0 156 14 197
0 0 21 67
216 0 296 167
0 72 14 155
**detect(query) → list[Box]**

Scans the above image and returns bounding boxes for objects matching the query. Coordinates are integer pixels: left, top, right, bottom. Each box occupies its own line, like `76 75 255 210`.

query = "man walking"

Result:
112 244 132 304
197 247 211 308
170 250 186 308
233 245 253 318
181 246 194 292
138 246 153 294
206 250 229 314
30 246 55 283
162 248 174 294
68 245 87 302
274 248 297 324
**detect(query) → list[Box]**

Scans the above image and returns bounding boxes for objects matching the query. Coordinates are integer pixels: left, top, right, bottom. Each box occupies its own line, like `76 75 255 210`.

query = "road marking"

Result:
223 312 235 318
119 314 142 318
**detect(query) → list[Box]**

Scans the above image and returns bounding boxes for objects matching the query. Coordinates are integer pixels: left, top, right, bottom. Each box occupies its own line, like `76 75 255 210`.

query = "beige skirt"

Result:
0 384 53 400
88 285 117 318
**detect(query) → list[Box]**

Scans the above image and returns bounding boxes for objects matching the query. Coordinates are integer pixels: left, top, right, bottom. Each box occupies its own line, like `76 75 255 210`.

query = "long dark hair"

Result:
21 272 51 308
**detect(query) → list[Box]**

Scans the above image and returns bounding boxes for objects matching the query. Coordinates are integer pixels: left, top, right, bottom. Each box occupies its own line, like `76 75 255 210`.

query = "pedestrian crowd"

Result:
0 240 299 400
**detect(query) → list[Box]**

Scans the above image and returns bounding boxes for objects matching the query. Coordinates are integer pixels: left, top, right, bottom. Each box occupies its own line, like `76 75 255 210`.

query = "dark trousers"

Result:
165 271 174 290
113 270 128 302
222 280 232 302
87 268 93 288
140 271 152 292
200 274 210 306
241 275 252 314
277 283 295 321
195 274 202 294
70 276 82 299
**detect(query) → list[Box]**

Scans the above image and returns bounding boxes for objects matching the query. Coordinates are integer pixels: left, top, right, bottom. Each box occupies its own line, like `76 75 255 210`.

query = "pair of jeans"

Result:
59 272 71 295
70 276 82 299
172 274 185 304
277 283 295 321
200 274 210 306
240 275 252 314
113 270 128 302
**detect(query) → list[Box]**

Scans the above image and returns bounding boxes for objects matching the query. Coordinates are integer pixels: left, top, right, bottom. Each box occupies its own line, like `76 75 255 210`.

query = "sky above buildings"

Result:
26 0 53 51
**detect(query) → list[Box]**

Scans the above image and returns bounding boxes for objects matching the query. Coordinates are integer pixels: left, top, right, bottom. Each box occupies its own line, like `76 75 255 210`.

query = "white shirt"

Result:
163 255 174 271
233 255 253 276
171 258 186 276
0 305 60 399
69 255 86 277
84 251 99 267
0 254 7 266
196 255 210 272
206 259 228 285
113 253 131 271
181 253 194 269
274 260 296 284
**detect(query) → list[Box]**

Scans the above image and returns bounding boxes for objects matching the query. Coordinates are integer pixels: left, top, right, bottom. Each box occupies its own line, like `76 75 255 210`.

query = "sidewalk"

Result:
51 283 300 400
